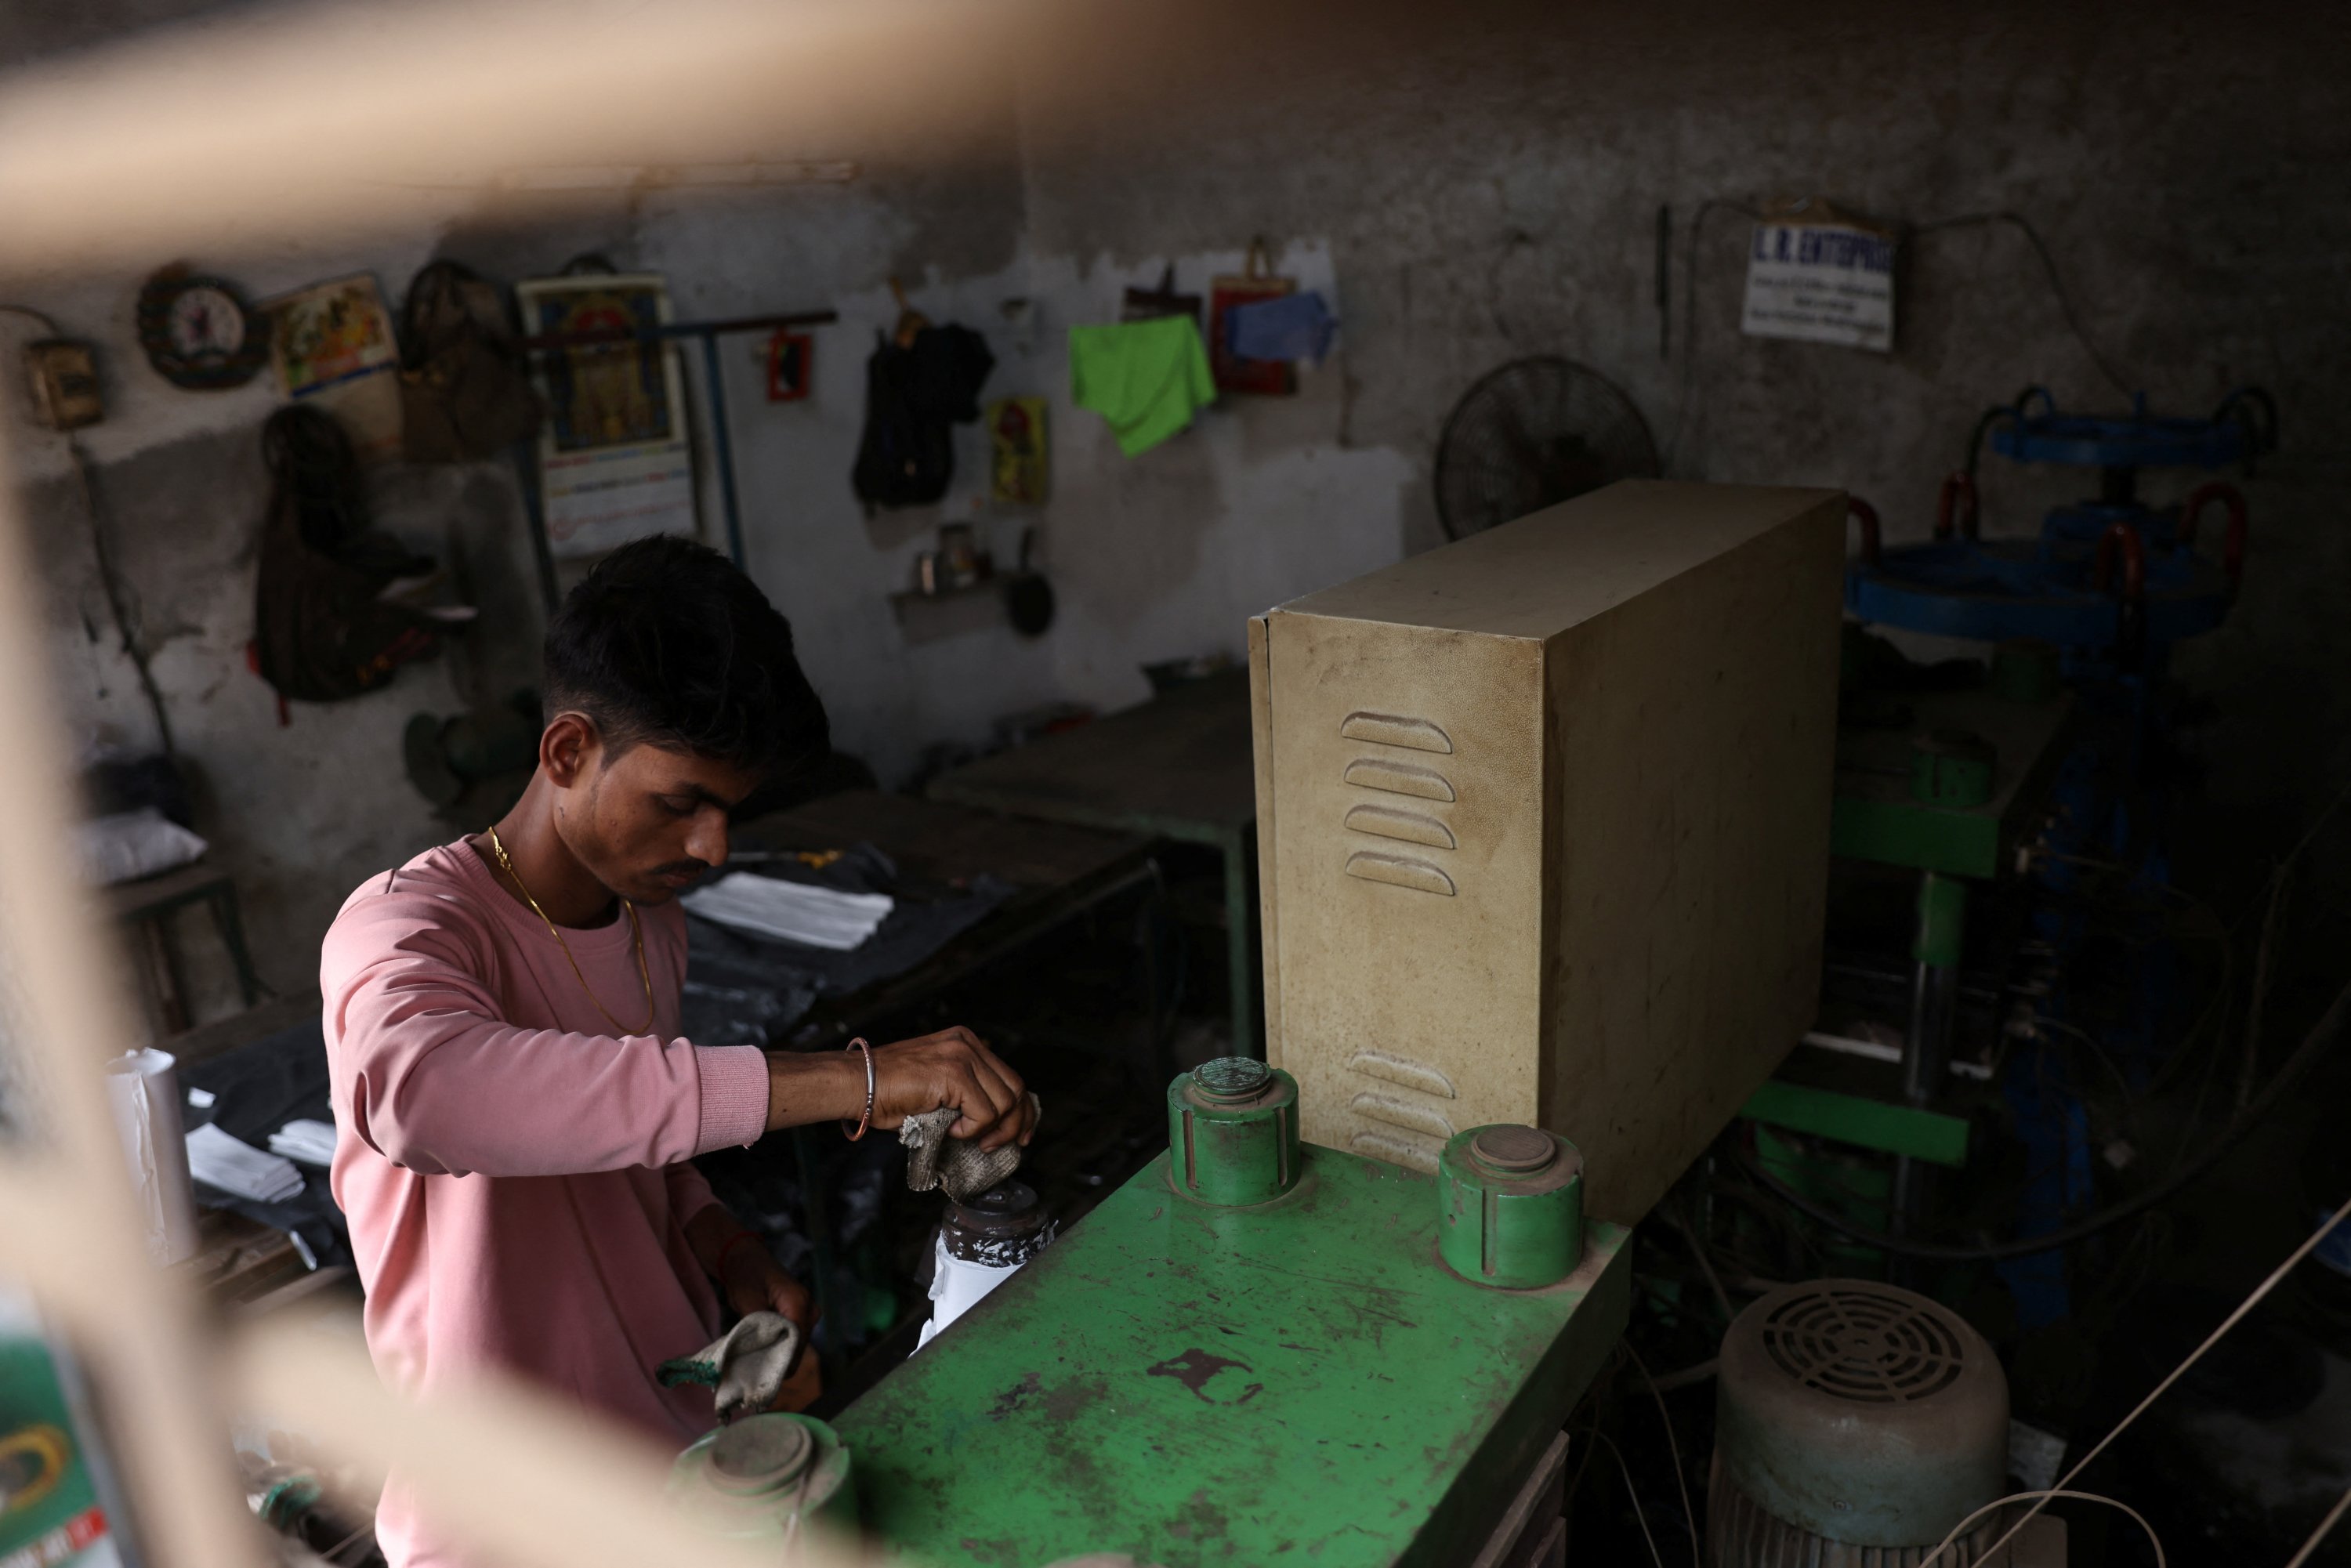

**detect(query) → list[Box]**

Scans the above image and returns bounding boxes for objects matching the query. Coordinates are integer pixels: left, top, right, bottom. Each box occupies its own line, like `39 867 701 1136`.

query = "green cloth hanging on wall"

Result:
1068 316 1215 457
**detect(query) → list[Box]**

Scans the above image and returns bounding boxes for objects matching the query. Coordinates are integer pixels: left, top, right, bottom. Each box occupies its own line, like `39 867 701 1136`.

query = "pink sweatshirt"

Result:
321 841 772 1568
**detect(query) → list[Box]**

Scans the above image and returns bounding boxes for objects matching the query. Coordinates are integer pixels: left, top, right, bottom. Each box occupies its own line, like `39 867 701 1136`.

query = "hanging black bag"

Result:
253 407 443 703
850 323 994 510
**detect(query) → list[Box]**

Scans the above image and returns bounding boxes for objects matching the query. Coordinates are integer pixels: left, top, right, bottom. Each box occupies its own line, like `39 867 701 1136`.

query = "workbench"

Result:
720 790 1162 1353
836 1144 1630 1565
925 672 1261 1055
728 789 1158 1051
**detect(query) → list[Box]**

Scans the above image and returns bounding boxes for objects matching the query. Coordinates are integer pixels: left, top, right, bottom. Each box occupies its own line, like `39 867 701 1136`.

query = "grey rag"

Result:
661 1310 802 1425
900 1094 1042 1202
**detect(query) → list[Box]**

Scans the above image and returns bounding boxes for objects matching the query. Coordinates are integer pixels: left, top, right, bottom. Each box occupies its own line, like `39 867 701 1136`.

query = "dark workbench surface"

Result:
740 787 1148 891
925 670 1256 840
723 789 1156 1049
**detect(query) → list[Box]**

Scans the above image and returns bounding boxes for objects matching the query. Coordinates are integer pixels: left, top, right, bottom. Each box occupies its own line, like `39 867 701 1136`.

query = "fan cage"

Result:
1433 356 1660 541
1759 1286 1970 1405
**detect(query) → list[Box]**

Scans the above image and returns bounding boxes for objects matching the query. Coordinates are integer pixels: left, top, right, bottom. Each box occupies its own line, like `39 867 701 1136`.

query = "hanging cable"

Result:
2282 1483 2351 1568
1661 197 1763 469
1625 1343 1700 1564
1664 1199 1736 1321
1586 1428 1667 1568
0 303 63 335
1665 203 2135 473
1738 976 2349 1260
1919 1488 2166 1568
1911 212 2137 397
65 437 176 757
1951 1190 2351 1566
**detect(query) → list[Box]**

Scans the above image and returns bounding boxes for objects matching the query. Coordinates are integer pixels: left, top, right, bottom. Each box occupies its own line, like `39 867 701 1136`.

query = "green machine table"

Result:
1744 682 2074 1215
835 1144 1630 1564
1826 686 2074 882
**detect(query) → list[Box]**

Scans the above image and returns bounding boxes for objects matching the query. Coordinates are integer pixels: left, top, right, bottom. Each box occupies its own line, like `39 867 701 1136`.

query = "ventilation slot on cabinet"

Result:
1350 1092 1456 1141
1342 759 1455 802
1339 712 1454 753
1344 805 1455 849
1345 852 1454 896
1346 1049 1458 1099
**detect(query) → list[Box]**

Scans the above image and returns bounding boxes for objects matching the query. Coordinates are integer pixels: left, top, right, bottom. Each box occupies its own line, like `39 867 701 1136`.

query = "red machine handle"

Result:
2179 482 2250 590
1848 497 1882 565
2093 521 2147 601
1934 470 1980 541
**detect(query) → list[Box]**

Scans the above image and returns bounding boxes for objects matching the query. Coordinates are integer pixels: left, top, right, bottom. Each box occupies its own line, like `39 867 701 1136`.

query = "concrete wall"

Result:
4 2 2346 1028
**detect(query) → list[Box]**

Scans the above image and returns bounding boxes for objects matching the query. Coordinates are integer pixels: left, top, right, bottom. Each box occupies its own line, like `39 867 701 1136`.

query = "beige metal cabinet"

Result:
1249 480 1846 1222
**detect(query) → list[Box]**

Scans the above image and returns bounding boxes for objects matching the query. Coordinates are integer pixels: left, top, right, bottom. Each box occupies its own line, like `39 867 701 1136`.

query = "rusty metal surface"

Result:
835 1143 1630 1565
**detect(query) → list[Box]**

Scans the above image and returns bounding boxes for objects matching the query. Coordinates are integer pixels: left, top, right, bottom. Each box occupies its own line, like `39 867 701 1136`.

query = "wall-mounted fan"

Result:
1433 357 1661 541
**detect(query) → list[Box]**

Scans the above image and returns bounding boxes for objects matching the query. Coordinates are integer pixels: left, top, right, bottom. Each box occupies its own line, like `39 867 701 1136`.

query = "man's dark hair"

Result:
543 535 829 772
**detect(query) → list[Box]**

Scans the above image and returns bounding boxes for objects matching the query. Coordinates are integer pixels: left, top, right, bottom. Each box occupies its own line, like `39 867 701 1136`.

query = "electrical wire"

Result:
1665 201 2134 473
1661 197 1763 469
1624 1343 1700 1565
1910 212 2137 397
1918 1488 2166 1568
1961 1191 2351 1566
0 302 63 335
1664 1200 1736 1322
1737 976 2350 1260
2282 1482 2351 1568
65 438 176 757
1585 1428 1668 1568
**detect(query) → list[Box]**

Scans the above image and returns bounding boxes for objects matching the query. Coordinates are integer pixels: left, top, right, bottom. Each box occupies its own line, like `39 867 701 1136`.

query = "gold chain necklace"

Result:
486 824 655 1036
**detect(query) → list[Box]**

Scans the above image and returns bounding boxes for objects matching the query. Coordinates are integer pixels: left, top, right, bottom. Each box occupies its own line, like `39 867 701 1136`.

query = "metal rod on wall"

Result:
516 308 839 573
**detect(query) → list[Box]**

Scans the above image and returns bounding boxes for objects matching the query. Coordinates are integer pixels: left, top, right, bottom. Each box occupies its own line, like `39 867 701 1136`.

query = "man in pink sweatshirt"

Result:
321 537 1034 1566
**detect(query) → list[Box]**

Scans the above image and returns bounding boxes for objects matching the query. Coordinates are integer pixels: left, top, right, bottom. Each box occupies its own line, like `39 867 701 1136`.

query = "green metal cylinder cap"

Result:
1437 1124 1585 1290
1168 1057 1301 1207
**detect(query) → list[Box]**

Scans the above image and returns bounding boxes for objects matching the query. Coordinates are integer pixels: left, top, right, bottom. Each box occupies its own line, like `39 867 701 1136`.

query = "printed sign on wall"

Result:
1741 222 1896 352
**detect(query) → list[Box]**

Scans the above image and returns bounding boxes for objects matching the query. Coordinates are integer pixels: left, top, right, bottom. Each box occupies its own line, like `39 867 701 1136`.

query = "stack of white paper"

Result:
682 874 894 951
268 1119 338 1168
185 1123 302 1203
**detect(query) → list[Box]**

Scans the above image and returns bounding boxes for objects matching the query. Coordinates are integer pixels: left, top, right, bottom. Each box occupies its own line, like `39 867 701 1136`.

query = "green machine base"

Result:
836 1145 1631 1565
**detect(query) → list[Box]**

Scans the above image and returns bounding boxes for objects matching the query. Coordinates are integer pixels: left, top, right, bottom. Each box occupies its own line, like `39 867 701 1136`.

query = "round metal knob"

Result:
1191 1056 1273 1104
708 1416 813 1494
1470 1124 1556 1174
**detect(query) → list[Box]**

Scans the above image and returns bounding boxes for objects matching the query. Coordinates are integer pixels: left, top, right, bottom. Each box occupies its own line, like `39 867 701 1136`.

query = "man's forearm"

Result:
763 1050 867 1133
683 1200 752 1279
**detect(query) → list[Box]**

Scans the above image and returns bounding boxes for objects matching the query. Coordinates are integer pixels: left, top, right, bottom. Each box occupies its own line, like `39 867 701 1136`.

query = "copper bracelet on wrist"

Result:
841 1037 874 1142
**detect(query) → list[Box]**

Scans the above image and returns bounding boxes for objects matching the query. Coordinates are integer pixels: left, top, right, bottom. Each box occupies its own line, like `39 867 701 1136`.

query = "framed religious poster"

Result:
267 273 404 462
514 272 697 559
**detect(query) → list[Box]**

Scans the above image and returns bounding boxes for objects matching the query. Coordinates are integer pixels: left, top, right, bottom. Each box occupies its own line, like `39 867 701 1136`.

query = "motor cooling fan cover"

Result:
1432 357 1659 541
1711 1280 2009 1562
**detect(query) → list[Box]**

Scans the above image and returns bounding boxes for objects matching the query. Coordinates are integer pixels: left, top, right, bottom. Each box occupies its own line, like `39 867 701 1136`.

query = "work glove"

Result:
901 1093 1042 1202
657 1311 802 1425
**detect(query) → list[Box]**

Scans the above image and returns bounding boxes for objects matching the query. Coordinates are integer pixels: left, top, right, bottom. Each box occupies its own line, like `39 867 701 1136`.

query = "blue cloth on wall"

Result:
1226 290 1335 364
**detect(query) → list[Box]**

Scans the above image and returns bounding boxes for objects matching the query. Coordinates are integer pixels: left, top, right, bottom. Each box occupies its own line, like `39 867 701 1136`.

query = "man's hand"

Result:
763 1025 1034 1150
686 1208 816 1336
716 1236 815 1331
869 1027 1034 1150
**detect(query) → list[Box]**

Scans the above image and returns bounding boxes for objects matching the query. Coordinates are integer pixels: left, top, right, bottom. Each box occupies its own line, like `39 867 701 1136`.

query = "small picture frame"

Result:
765 330 812 402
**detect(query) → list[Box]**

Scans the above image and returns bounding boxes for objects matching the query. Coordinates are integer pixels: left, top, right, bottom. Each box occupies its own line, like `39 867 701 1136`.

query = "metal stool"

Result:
107 863 263 1034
